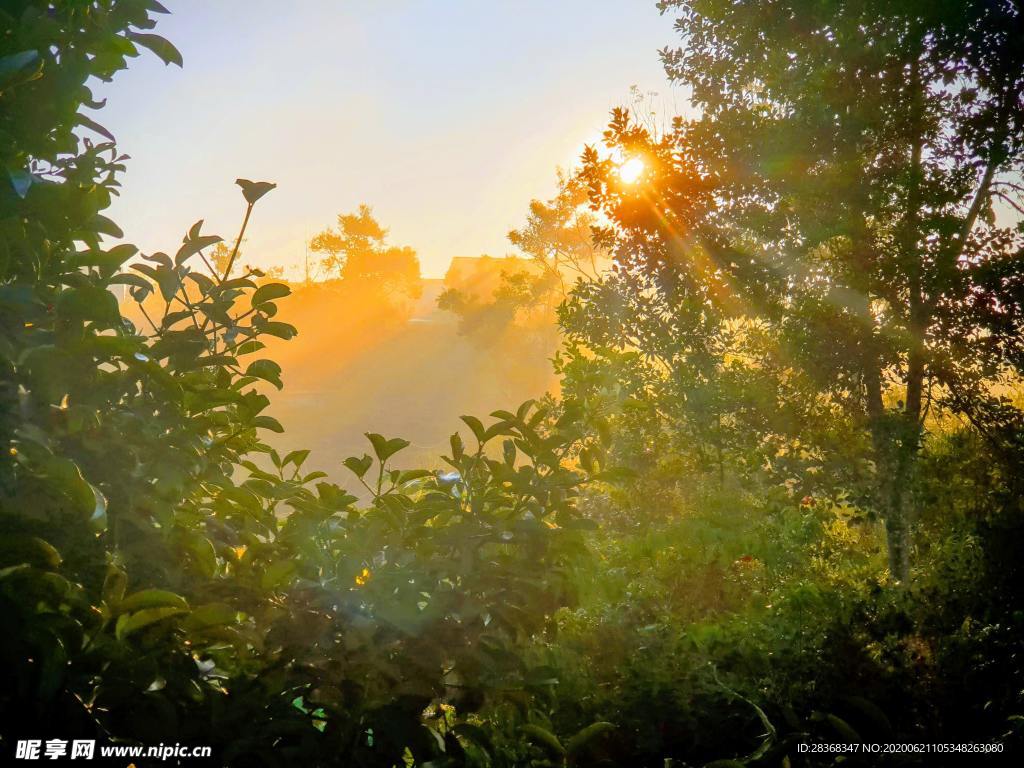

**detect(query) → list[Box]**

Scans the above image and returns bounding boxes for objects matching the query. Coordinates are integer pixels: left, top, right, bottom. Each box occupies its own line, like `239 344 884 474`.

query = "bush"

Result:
1 6 601 765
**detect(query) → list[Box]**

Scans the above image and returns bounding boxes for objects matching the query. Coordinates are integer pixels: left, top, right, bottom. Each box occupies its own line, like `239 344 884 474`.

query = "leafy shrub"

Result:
1 5 602 765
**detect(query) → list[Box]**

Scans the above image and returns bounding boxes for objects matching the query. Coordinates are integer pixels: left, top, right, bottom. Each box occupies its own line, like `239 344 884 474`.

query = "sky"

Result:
95 1 682 279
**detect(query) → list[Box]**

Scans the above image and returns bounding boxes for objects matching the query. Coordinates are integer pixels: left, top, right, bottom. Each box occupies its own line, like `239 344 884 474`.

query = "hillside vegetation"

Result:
2 2 1023 767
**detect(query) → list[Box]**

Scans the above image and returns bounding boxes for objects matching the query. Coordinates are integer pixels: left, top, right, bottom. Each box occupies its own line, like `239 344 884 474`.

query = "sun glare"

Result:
618 156 646 184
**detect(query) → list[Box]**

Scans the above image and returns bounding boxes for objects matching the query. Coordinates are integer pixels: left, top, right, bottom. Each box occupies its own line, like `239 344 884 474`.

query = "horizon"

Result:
95 0 683 279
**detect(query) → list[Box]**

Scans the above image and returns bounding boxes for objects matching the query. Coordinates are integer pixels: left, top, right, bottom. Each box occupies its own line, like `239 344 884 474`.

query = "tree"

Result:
439 262 557 349
310 204 422 304
578 0 1024 581
559 265 869 504
439 172 609 346
509 170 608 291
207 240 241 277
1 5 597 765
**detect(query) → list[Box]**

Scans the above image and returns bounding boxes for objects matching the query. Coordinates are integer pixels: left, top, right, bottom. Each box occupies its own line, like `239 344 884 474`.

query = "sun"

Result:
618 156 646 184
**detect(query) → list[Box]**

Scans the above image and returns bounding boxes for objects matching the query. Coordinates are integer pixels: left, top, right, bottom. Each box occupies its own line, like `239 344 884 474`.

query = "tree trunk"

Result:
865 355 921 585
880 432 918 584
880 44 926 585
884 486 911 584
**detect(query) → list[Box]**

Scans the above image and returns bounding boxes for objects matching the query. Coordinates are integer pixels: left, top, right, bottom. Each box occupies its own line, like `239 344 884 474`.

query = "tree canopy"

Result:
3 1 1024 766
310 204 422 304
576 0 1024 581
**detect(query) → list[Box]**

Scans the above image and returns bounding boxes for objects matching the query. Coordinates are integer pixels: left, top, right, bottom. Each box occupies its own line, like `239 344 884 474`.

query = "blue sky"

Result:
95 1 681 277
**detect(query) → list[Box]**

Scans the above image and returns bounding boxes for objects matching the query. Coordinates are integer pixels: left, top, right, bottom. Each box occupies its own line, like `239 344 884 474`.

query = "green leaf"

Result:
176 234 223 265
253 415 284 433
255 320 298 340
219 276 257 291
77 113 115 142
115 607 186 640
127 32 183 67
452 723 493 756
118 589 189 614
460 415 487 444
8 169 32 198
484 420 516 441
102 566 127 605
236 178 277 204
0 536 62 570
93 215 124 238
0 50 42 93
143 251 173 267
89 485 108 533
449 431 465 460
519 724 564 758
261 559 297 590
130 261 178 302
186 535 218 578
185 603 238 629
57 285 121 325
565 722 615 757
23 451 100 523
317 482 358 508
71 243 138 276
252 282 291 306
283 449 310 468
516 399 536 422
366 433 410 463
343 454 373 479
824 713 860 742
246 359 284 389
234 339 266 356
184 270 215 293
397 469 432 484
130 282 154 302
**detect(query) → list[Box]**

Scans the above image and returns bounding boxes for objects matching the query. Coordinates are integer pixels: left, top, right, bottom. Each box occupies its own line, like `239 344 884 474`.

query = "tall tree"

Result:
309 204 422 304
509 170 608 291
439 172 607 345
579 0 1024 581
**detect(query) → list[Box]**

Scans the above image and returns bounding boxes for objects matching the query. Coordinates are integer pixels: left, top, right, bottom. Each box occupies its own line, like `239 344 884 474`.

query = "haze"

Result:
98 0 679 278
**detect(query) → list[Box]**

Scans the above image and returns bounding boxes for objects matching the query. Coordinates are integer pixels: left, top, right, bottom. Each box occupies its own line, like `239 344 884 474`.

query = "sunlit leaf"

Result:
343 454 373 479
115 607 186 640
252 282 291 306
118 589 189 614
245 359 283 389
366 433 410 463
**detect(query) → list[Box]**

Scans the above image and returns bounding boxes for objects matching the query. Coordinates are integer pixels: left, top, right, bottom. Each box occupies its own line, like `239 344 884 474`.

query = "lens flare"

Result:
618 156 645 184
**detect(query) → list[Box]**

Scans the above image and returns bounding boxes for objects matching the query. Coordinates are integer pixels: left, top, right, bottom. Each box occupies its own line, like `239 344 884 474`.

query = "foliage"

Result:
544 0 1024 764
508 171 606 288
5 2 1024 767
439 172 607 348
0 4 601 766
577 0 1024 583
536 415 1024 765
309 204 423 313
439 266 557 349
